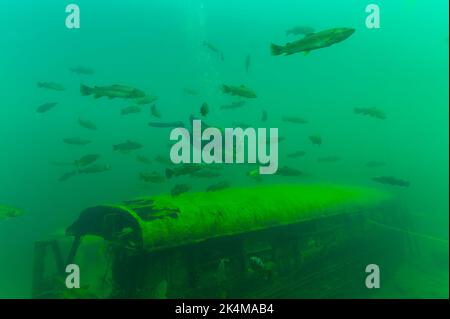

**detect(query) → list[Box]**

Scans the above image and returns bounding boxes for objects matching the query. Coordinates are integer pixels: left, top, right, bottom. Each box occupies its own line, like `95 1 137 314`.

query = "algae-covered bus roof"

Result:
67 183 390 252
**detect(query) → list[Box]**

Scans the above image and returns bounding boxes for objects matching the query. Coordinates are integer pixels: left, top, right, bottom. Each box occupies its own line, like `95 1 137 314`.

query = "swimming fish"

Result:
78 117 98 130
354 107 387 120
203 41 220 53
220 100 246 110
113 140 143 152
154 155 173 165
58 170 78 182
171 184 191 197
206 181 230 192
37 102 58 114
121 105 142 115
59 160 108 180
80 84 145 99
135 95 158 105
76 154 101 167
139 171 166 184
261 110 268 122
222 84 257 98
56 154 100 168
372 176 410 187
287 151 306 158
309 134 322 146
166 164 203 179
271 27 355 56
282 116 309 124
52 154 100 168
203 41 224 60
276 166 303 177
151 104 162 118
183 88 198 96
37 82 65 91
200 102 209 117
136 154 152 165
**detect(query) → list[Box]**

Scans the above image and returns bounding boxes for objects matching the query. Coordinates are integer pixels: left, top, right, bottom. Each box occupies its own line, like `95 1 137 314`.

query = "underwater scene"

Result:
0 0 448 299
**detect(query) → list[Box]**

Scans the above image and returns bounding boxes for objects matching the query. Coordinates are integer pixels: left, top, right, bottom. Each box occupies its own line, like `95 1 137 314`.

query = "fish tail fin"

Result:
80 84 93 96
221 85 230 93
165 168 173 179
270 43 284 56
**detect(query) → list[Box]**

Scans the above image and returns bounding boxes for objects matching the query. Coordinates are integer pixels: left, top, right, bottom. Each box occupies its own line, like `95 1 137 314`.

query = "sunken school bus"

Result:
32 183 415 298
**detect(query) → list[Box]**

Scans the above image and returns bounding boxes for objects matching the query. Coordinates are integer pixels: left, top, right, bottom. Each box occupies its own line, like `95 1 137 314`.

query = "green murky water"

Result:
0 0 448 298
